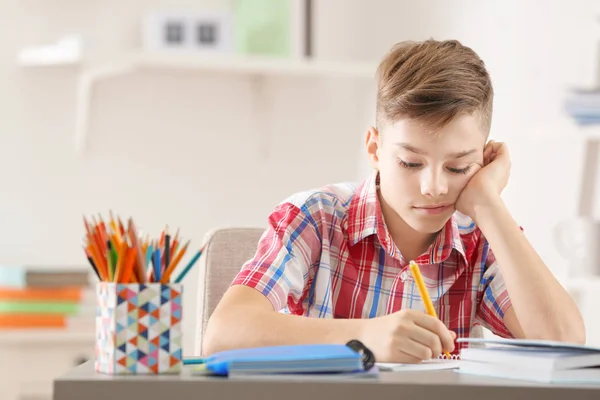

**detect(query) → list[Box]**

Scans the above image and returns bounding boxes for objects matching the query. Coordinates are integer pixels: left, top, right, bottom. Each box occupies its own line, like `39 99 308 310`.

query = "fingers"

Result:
410 312 456 353
401 334 439 361
483 140 507 165
483 141 495 165
408 324 443 358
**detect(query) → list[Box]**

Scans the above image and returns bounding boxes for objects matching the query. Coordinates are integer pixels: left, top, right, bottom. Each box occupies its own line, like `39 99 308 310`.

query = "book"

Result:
0 301 82 314
456 337 600 352
184 343 373 376
460 346 600 371
0 287 85 302
0 314 95 330
456 337 600 384
0 266 90 288
458 360 600 384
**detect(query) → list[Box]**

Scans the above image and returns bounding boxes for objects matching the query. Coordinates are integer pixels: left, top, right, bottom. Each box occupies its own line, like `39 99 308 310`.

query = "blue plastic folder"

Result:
184 341 374 376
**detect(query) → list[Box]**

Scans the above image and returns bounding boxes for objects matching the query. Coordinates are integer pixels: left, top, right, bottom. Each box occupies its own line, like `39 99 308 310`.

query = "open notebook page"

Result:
377 359 461 371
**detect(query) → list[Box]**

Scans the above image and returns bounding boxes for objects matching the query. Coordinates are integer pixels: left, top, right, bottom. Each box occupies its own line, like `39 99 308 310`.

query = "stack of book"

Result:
456 338 600 384
0 266 94 330
564 88 600 125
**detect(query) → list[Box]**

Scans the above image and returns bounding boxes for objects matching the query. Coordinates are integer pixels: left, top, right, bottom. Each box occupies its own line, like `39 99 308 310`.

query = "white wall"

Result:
315 0 600 277
0 0 369 354
2 0 599 351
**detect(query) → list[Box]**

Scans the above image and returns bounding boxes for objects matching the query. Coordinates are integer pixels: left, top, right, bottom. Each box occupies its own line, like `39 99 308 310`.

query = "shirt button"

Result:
400 271 408 281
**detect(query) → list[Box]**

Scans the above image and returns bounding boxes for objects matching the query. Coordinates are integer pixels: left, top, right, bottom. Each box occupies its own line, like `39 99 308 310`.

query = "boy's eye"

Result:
397 159 422 169
447 166 472 175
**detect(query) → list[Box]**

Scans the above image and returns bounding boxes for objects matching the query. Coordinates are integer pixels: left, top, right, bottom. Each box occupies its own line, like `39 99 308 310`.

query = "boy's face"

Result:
366 114 486 234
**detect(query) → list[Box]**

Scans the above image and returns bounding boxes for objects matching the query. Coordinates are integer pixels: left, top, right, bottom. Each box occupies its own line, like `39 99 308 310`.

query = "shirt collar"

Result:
347 170 467 264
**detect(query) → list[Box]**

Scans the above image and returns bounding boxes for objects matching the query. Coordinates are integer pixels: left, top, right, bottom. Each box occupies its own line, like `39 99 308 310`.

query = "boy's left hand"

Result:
456 140 510 220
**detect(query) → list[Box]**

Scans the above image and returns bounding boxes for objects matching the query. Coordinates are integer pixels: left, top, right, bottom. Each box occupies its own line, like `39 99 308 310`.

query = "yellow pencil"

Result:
409 260 452 359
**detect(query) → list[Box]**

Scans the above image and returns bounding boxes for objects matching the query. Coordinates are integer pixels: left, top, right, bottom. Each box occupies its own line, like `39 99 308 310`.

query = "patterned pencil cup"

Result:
95 282 183 375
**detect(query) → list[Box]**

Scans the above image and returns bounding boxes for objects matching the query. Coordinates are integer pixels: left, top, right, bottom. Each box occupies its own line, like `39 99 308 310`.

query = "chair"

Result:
193 227 265 356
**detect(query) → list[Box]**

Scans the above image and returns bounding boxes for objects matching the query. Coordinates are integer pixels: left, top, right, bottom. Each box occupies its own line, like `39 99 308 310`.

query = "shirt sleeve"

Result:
474 244 514 338
231 202 322 314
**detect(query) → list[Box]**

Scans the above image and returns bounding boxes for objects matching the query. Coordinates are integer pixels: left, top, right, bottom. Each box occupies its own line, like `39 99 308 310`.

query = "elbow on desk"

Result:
526 318 587 346
557 314 587 345
202 314 229 356
565 324 587 346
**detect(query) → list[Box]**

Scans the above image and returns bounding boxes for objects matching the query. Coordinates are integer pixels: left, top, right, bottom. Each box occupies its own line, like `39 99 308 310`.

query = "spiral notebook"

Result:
185 341 376 377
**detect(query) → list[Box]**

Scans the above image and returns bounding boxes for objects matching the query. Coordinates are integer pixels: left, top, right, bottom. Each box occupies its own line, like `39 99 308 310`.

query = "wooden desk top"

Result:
54 361 600 400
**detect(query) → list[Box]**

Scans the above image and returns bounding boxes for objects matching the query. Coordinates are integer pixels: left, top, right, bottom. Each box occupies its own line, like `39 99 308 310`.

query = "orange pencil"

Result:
91 215 107 253
113 239 128 282
127 218 147 283
109 210 123 246
84 216 105 259
117 216 125 236
160 241 189 283
87 239 108 281
97 214 108 240
159 227 166 247
170 228 180 256
120 246 137 284
84 244 102 281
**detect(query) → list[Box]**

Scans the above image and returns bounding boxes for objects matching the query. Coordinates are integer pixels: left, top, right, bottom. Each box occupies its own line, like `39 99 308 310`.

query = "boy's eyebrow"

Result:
394 142 477 158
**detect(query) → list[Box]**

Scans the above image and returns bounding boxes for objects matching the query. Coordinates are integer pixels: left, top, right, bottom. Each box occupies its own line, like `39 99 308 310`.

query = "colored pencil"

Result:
161 241 190 283
174 246 204 283
409 260 452 359
83 213 201 284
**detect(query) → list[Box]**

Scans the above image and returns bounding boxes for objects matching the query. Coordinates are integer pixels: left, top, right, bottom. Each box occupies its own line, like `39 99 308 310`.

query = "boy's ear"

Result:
365 126 381 170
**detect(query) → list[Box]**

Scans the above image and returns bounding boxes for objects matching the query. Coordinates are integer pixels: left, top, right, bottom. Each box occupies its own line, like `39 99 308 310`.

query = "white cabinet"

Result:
0 330 94 400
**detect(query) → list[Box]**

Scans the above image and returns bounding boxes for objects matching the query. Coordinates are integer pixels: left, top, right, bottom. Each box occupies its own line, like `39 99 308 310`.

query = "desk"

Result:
54 361 600 400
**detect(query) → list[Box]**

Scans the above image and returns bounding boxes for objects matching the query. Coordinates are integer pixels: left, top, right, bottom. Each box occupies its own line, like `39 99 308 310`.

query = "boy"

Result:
204 39 585 363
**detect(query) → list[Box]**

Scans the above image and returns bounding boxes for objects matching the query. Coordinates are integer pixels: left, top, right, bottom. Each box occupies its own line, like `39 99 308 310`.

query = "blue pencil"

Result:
144 244 154 281
153 248 161 282
145 244 154 269
174 249 203 283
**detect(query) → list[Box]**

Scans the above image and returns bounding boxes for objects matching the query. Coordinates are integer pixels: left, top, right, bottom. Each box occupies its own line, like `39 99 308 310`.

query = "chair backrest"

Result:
194 227 265 356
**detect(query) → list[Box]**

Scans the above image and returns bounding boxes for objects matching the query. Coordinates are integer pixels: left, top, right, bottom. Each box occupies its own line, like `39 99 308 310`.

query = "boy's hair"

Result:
376 39 493 134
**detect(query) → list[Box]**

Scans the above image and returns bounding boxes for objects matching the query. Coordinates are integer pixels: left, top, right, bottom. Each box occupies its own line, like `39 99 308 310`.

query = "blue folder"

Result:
184 342 374 376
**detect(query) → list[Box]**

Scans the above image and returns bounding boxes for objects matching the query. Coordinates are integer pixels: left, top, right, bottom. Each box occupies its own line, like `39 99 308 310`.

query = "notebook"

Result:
458 361 600 384
457 337 600 352
185 341 375 377
460 346 600 371
377 359 460 372
456 337 600 384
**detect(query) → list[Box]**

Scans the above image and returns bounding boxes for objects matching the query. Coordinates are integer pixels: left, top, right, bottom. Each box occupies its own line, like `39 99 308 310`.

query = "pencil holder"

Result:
95 282 183 375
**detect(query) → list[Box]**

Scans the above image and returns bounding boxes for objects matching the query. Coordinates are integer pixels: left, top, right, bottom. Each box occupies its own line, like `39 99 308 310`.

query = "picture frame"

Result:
142 10 233 53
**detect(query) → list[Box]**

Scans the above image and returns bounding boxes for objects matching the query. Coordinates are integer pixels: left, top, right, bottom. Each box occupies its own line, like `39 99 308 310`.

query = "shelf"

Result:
0 329 93 344
74 51 378 154
17 35 82 67
130 51 378 79
575 125 600 140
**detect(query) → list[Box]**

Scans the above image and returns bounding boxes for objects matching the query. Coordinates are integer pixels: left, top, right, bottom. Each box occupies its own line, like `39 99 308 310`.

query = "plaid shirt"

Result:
232 171 513 355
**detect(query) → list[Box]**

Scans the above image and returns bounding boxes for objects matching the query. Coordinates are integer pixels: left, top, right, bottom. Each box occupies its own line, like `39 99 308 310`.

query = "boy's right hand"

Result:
361 309 456 363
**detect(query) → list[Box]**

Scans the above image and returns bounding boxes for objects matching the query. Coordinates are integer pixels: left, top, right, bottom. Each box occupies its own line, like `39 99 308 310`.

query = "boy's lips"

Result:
413 203 453 215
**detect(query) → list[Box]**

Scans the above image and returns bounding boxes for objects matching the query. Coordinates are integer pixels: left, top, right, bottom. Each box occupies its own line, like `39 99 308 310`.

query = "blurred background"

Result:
1 0 600 398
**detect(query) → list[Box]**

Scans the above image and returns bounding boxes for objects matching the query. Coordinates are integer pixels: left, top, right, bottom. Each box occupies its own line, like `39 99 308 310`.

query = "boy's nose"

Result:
421 171 448 197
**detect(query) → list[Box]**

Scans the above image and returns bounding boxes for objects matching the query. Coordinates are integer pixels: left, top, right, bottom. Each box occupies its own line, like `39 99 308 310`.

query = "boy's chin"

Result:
405 214 450 234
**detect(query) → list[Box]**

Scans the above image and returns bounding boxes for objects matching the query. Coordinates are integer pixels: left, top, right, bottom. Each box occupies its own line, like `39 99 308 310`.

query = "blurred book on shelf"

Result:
0 266 94 330
564 88 600 125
